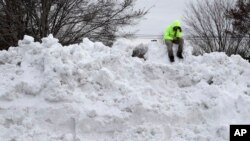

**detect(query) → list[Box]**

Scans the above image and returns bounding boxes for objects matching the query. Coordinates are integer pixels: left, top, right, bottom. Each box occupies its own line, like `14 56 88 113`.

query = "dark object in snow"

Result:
132 44 148 60
0 61 5 65
16 61 21 66
207 77 214 85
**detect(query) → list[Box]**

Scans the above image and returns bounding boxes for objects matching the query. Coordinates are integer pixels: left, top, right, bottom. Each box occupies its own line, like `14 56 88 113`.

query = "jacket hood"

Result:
171 20 181 27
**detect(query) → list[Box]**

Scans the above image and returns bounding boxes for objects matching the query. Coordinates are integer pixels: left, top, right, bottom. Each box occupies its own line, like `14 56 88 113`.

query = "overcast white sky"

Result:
125 0 196 36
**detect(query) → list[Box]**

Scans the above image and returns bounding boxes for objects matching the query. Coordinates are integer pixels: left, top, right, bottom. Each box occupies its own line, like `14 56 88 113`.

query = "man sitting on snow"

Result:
164 20 184 62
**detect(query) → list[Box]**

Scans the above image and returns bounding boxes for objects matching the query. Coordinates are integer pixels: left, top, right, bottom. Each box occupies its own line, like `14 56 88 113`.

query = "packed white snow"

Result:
0 35 250 141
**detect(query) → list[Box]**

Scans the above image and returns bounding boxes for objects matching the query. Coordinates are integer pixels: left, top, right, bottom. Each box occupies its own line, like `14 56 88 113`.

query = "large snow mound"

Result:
0 35 250 141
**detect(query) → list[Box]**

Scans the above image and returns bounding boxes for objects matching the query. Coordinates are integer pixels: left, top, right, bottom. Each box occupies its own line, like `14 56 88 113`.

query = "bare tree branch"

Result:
184 0 249 60
0 0 147 49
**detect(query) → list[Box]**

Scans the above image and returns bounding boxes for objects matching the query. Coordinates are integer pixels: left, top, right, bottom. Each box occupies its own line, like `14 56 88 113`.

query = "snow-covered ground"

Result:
0 35 250 141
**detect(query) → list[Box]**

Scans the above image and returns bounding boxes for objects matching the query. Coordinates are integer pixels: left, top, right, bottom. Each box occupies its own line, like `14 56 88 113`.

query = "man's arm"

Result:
164 26 173 40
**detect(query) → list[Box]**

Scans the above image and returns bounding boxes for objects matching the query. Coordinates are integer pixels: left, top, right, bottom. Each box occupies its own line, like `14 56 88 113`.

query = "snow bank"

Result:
0 35 250 141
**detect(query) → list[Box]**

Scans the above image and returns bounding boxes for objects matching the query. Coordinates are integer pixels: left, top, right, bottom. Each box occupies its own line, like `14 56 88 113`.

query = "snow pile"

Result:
0 35 250 141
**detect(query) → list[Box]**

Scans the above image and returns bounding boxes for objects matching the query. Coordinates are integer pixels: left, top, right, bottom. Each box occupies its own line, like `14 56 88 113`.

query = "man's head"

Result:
172 20 181 26
172 20 182 32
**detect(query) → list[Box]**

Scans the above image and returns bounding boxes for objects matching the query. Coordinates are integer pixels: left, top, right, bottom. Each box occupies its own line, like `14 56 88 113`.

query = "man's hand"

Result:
173 26 182 32
172 37 180 44
173 37 180 41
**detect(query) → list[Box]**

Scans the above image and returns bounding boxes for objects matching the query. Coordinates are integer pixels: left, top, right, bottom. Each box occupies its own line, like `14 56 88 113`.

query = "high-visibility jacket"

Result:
164 20 183 40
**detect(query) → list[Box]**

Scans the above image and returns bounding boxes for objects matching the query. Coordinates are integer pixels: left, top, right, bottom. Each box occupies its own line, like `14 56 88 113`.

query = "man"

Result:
164 20 184 62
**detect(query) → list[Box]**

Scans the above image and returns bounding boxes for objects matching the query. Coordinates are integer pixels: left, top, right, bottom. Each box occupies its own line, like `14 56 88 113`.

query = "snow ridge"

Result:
0 35 250 141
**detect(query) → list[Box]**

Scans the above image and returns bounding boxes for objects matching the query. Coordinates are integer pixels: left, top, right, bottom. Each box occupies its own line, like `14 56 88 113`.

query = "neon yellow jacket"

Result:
164 20 183 40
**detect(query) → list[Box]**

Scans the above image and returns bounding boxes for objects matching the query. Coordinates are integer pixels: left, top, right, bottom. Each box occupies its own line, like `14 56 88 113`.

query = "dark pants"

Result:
165 38 184 58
